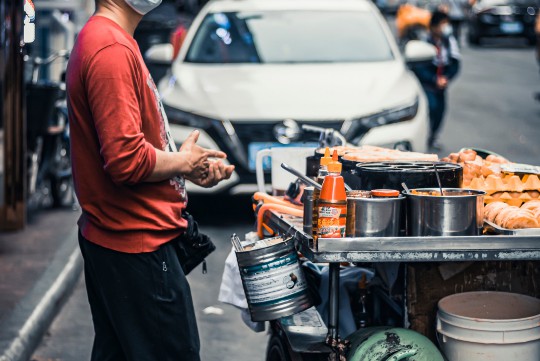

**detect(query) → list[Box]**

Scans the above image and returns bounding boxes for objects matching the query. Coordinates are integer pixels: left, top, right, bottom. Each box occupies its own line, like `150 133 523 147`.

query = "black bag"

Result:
175 211 216 275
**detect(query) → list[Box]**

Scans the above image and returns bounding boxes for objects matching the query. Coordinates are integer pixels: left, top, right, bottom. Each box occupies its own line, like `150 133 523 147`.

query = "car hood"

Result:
159 61 420 121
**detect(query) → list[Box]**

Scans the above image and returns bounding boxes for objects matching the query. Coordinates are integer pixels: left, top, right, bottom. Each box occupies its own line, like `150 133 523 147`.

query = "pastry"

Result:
484 202 509 223
504 210 539 229
494 206 520 227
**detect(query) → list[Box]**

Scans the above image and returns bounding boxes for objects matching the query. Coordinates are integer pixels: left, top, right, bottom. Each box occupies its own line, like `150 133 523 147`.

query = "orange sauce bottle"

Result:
317 151 347 239
312 148 332 241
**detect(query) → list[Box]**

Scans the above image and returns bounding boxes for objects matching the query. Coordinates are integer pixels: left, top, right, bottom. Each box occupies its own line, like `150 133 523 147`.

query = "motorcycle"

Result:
25 50 73 210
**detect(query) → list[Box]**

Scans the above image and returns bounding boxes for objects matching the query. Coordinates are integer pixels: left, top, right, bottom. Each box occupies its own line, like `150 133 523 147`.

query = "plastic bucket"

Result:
235 239 312 322
437 291 540 360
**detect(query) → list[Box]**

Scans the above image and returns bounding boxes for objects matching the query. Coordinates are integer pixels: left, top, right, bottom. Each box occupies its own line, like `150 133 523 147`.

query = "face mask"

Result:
124 0 162 15
441 24 453 37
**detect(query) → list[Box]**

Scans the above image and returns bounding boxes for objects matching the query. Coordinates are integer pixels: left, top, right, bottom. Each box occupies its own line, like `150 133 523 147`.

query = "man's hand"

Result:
437 75 449 89
178 130 227 179
186 159 235 188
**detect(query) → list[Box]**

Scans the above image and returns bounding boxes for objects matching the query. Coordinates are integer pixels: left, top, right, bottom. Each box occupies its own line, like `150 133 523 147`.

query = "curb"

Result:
0 227 83 361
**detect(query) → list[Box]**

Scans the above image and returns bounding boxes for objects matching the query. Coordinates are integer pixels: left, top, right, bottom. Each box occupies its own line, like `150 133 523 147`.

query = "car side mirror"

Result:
404 40 437 63
145 44 174 64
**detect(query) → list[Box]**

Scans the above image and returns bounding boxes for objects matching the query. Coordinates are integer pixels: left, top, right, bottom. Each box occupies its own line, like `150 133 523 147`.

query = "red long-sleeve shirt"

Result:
67 16 187 253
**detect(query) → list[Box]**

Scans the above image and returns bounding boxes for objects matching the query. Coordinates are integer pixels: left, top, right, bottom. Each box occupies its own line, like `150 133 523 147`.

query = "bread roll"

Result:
484 202 509 223
521 200 540 211
494 206 520 227
504 210 539 229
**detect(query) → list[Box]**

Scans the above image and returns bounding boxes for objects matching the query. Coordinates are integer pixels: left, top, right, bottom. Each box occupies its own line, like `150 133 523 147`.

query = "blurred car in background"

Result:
146 0 435 194
375 0 406 15
467 0 539 45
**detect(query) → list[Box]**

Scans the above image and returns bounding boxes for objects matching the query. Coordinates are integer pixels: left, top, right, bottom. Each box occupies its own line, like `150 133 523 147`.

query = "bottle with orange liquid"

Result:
312 148 332 241
316 151 347 239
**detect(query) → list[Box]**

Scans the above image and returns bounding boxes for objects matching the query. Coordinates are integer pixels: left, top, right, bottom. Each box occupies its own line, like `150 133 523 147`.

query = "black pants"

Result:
78 231 200 361
424 89 446 145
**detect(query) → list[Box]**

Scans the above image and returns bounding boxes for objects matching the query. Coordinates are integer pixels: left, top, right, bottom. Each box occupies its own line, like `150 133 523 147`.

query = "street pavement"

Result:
30 33 539 361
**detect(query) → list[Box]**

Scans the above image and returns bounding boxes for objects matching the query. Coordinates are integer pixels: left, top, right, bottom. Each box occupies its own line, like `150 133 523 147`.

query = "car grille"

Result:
232 120 344 153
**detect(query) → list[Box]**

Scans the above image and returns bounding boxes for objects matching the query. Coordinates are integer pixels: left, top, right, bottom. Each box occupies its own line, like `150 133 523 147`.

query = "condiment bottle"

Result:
312 147 333 241
317 152 347 239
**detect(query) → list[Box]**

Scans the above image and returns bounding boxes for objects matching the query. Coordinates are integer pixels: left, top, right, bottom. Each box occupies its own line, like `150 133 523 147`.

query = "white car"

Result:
148 0 435 195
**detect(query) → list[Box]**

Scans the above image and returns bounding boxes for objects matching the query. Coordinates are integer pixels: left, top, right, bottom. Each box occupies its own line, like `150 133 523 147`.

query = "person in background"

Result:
66 0 234 359
442 0 469 44
411 10 461 150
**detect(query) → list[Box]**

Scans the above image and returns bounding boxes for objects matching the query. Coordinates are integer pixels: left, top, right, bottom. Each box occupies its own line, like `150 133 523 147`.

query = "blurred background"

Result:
0 0 538 360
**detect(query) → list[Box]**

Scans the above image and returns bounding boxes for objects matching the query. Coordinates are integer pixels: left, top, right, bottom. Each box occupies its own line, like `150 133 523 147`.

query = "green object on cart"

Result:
346 327 444 361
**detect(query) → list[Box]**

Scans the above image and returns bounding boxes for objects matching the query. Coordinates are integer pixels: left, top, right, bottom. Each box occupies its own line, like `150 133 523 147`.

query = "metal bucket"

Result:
235 239 313 322
437 291 540 360
407 188 485 236
346 196 404 237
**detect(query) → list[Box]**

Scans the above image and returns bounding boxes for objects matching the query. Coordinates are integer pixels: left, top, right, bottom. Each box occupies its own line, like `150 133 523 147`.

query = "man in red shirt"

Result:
67 0 234 359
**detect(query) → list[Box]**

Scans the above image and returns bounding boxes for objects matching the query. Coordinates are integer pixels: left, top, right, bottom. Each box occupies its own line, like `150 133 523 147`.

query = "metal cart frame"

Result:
263 211 540 359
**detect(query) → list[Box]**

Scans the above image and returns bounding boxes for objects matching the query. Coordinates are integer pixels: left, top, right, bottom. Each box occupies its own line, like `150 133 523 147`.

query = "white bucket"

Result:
437 291 540 361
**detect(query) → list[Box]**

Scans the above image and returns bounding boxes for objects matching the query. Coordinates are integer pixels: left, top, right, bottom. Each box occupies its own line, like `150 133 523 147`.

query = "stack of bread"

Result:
441 148 508 185
442 149 540 208
484 201 540 229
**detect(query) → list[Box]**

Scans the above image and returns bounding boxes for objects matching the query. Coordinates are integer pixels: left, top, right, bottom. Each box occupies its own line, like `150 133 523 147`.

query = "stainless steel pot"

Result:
407 188 485 236
346 196 404 237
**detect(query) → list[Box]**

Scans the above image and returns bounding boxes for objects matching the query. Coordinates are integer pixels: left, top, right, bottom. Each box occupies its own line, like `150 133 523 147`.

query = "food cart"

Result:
260 211 540 360
241 143 540 361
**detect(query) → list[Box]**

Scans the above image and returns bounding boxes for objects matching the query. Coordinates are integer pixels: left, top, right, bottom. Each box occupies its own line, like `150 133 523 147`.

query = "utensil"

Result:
433 164 444 196
401 182 411 194
280 163 322 190
231 233 243 252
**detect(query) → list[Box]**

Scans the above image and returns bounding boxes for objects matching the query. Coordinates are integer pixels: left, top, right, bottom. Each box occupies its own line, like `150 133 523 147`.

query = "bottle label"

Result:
317 205 346 238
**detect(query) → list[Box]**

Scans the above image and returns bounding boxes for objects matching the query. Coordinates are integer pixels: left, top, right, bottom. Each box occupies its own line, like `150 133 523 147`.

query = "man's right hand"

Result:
178 130 227 180
437 76 449 89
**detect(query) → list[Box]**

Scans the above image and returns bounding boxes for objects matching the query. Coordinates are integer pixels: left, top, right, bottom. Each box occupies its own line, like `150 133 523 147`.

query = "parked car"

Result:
147 0 435 195
468 0 539 45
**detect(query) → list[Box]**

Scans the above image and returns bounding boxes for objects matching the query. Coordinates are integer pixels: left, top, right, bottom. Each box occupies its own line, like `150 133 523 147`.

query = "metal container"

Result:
407 188 485 236
235 239 313 322
354 161 463 190
346 196 404 237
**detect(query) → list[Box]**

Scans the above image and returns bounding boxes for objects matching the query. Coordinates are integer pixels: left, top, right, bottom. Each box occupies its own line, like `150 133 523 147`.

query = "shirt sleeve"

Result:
85 43 156 185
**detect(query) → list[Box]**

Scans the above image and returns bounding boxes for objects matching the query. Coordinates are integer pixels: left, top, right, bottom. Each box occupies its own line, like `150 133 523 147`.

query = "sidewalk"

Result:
0 207 82 361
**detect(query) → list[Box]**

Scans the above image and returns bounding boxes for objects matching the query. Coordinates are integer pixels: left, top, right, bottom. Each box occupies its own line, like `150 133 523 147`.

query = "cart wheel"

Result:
266 334 293 361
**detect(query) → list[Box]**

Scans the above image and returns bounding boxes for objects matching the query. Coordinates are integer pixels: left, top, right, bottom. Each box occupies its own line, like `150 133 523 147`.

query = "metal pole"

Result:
328 262 340 341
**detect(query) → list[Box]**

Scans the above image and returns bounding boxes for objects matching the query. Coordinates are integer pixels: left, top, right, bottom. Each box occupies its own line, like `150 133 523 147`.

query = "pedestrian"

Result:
441 0 469 44
66 0 234 359
410 10 461 150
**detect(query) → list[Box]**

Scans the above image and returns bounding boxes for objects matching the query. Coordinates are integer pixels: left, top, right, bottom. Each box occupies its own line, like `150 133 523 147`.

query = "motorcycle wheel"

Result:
51 136 72 208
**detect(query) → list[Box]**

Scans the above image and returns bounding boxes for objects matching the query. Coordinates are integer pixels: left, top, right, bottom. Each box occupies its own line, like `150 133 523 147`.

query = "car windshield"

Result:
185 11 394 64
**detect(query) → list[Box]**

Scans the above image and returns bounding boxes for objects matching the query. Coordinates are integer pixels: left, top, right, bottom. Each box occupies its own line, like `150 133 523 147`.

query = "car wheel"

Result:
266 334 293 361
467 31 481 46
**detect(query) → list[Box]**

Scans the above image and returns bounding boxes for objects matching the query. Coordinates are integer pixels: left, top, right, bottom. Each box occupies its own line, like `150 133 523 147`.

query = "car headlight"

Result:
162 104 215 129
341 97 419 143
356 97 419 128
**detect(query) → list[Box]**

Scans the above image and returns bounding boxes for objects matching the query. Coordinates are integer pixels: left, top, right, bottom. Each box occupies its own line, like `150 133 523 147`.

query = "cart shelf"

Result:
264 212 540 263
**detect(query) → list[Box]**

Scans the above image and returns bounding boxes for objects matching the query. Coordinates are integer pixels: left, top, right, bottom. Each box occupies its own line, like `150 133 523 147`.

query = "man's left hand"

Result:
186 160 235 188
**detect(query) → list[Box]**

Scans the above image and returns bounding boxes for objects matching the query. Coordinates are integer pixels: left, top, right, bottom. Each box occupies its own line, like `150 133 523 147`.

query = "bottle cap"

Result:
328 160 342 173
332 149 339 161
371 189 400 198
320 147 332 166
